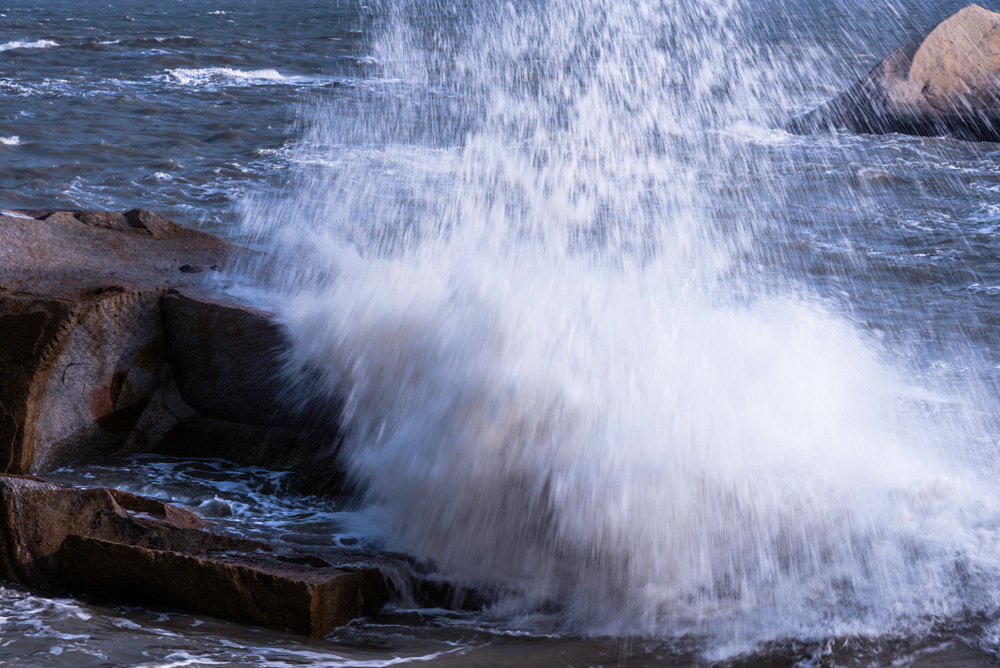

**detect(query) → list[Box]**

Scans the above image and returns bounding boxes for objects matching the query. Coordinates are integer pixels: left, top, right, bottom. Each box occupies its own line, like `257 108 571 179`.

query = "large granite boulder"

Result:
0 208 230 473
789 4 1000 142
0 207 343 491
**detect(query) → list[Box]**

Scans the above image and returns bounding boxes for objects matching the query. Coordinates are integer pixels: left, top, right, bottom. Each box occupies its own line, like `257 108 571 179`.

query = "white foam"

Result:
0 39 57 52
0 136 20 146
158 67 303 88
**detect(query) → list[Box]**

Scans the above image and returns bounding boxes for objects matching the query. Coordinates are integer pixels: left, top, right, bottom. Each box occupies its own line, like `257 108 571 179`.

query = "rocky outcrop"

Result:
0 474 387 636
0 207 398 635
0 207 342 490
0 208 231 473
789 5 1000 142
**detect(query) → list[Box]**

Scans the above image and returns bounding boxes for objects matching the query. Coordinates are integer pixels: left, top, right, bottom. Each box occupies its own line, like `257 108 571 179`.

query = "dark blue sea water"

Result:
0 0 369 238
7 0 1000 665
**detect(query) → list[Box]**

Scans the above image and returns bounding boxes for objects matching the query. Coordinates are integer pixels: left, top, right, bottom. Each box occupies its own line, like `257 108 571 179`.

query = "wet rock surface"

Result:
0 208 381 634
60 536 387 637
0 473 387 635
0 207 341 488
162 290 296 427
0 473 212 590
789 4 1000 141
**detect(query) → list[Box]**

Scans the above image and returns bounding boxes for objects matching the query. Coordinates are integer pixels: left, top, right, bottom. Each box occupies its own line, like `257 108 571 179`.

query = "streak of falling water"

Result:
238 0 1000 655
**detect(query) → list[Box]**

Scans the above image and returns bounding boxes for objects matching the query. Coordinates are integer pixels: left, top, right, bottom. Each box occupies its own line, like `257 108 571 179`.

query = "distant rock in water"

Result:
789 4 1000 142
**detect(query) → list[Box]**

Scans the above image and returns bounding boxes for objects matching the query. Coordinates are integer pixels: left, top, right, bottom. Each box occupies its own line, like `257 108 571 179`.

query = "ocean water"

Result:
6 0 1000 665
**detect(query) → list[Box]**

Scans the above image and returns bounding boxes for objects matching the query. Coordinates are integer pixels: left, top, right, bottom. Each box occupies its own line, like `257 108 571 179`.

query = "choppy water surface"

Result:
0 0 371 238
8 0 1000 665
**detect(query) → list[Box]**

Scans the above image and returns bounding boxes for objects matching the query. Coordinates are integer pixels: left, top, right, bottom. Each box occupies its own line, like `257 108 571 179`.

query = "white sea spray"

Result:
238 0 1000 654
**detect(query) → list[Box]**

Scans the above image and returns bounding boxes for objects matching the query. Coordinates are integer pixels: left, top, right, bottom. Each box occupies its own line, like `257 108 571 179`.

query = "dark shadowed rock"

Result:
162 290 293 426
790 4 1000 142
126 377 345 495
155 290 344 492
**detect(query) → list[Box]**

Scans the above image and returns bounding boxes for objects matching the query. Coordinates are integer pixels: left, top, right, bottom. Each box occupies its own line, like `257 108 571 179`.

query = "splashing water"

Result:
238 0 1000 654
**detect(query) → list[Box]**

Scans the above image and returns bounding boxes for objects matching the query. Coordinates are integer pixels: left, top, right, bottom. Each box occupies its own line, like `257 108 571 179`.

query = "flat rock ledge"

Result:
0 207 380 634
789 4 1000 142
0 473 386 636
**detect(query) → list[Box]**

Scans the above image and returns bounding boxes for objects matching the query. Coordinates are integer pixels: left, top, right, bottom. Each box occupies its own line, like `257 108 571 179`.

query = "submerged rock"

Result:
789 4 1000 142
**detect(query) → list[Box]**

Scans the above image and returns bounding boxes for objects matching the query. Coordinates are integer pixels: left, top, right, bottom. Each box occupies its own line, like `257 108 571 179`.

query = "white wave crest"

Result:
0 39 57 52
158 67 300 88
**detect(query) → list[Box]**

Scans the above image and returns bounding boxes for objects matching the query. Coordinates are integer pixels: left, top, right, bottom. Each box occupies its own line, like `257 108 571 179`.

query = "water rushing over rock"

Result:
238 0 1000 654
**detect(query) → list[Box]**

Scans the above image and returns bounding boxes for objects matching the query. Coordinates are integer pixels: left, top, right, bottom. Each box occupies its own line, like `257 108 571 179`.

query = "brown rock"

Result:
0 208 393 634
162 290 294 426
0 208 230 296
0 209 234 473
60 535 386 637
155 290 344 493
790 5 1000 141
0 292 167 473
0 474 387 634
0 473 211 589
0 207 345 492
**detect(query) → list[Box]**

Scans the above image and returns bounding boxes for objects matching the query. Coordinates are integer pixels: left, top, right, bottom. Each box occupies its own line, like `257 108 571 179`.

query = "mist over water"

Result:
239 0 1000 655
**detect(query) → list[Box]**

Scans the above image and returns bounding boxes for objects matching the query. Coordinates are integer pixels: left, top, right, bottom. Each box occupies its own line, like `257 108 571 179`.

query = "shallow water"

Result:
7 0 1000 664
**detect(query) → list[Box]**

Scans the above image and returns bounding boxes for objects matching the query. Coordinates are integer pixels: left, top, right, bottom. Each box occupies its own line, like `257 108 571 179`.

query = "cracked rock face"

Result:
789 4 1000 142
0 208 232 473
0 207 343 494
